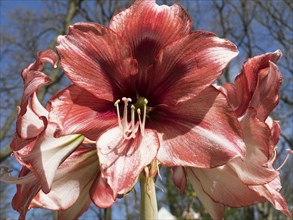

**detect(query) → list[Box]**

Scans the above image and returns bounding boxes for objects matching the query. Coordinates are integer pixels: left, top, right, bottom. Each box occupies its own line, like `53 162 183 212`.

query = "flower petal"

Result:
17 93 47 139
249 177 291 217
20 49 57 115
57 193 91 220
90 171 116 208
154 86 245 168
229 108 278 185
97 127 159 195
30 146 98 211
250 62 282 121
187 166 264 208
56 22 138 101
172 167 186 194
223 50 282 117
11 168 41 220
266 117 280 156
186 168 225 220
110 0 191 74
11 50 57 151
147 31 238 105
16 123 84 193
48 85 117 140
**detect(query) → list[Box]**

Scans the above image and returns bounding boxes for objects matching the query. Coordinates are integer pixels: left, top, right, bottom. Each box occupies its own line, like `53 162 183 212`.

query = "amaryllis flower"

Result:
0 49 115 219
4 145 104 220
47 0 246 205
3 49 84 194
174 51 291 219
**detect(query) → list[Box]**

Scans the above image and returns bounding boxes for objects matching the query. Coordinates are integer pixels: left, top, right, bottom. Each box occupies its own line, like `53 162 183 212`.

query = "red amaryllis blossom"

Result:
1 0 248 218
0 50 114 219
10 146 102 220
8 49 84 195
173 50 291 219
47 0 245 206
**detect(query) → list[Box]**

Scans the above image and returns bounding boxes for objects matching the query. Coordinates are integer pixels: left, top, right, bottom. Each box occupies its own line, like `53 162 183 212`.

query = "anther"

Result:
114 99 120 107
114 99 123 131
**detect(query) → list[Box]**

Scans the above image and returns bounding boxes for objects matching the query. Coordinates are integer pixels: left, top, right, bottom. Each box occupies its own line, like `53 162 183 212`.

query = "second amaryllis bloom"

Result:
48 0 245 206
174 51 291 219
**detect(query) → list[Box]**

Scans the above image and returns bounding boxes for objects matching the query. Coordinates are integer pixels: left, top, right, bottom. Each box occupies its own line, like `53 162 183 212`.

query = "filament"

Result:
114 97 148 139
276 149 293 171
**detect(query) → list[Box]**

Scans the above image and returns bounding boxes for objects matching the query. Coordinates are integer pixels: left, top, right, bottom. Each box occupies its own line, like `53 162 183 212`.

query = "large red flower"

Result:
1 1 248 218
47 0 245 204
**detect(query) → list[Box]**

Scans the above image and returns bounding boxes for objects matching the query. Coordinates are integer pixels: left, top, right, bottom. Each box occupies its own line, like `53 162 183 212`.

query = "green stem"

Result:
104 207 112 220
140 174 158 220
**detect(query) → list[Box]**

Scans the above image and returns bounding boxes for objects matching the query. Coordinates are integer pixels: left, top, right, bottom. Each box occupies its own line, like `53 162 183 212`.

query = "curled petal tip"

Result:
274 49 282 57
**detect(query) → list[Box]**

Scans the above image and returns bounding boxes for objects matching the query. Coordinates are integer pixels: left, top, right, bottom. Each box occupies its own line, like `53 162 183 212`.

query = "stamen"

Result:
271 147 277 163
114 99 122 131
142 99 147 134
122 97 132 130
114 97 148 139
137 108 143 135
137 98 148 136
276 149 293 171
130 105 137 138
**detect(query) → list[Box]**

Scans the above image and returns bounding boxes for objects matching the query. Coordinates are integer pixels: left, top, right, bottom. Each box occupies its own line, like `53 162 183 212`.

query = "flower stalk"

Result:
139 168 158 220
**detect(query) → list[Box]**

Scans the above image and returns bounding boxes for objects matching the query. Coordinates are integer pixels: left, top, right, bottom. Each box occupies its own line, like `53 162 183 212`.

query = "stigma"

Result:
114 97 148 139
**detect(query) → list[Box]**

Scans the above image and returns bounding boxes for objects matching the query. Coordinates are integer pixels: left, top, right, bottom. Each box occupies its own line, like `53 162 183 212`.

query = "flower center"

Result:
114 97 148 139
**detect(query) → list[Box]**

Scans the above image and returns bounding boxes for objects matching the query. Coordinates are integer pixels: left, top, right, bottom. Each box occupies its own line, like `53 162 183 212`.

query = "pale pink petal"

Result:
148 31 238 105
110 0 191 74
266 117 280 163
10 131 36 153
249 177 291 217
186 168 225 220
17 123 84 193
11 168 41 220
154 87 245 168
20 70 51 116
90 171 116 208
11 50 57 152
27 49 58 72
17 93 47 139
97 127 159 195
229 108 278 185
12 92 48 152
250 62 282 121
30 92 48 117
187 167 264 208
223 50 282 117
172 167 186 194
48 85 117 140
20 49 57 115
30 146 98 211
57 193 91 220
56 22 138 101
